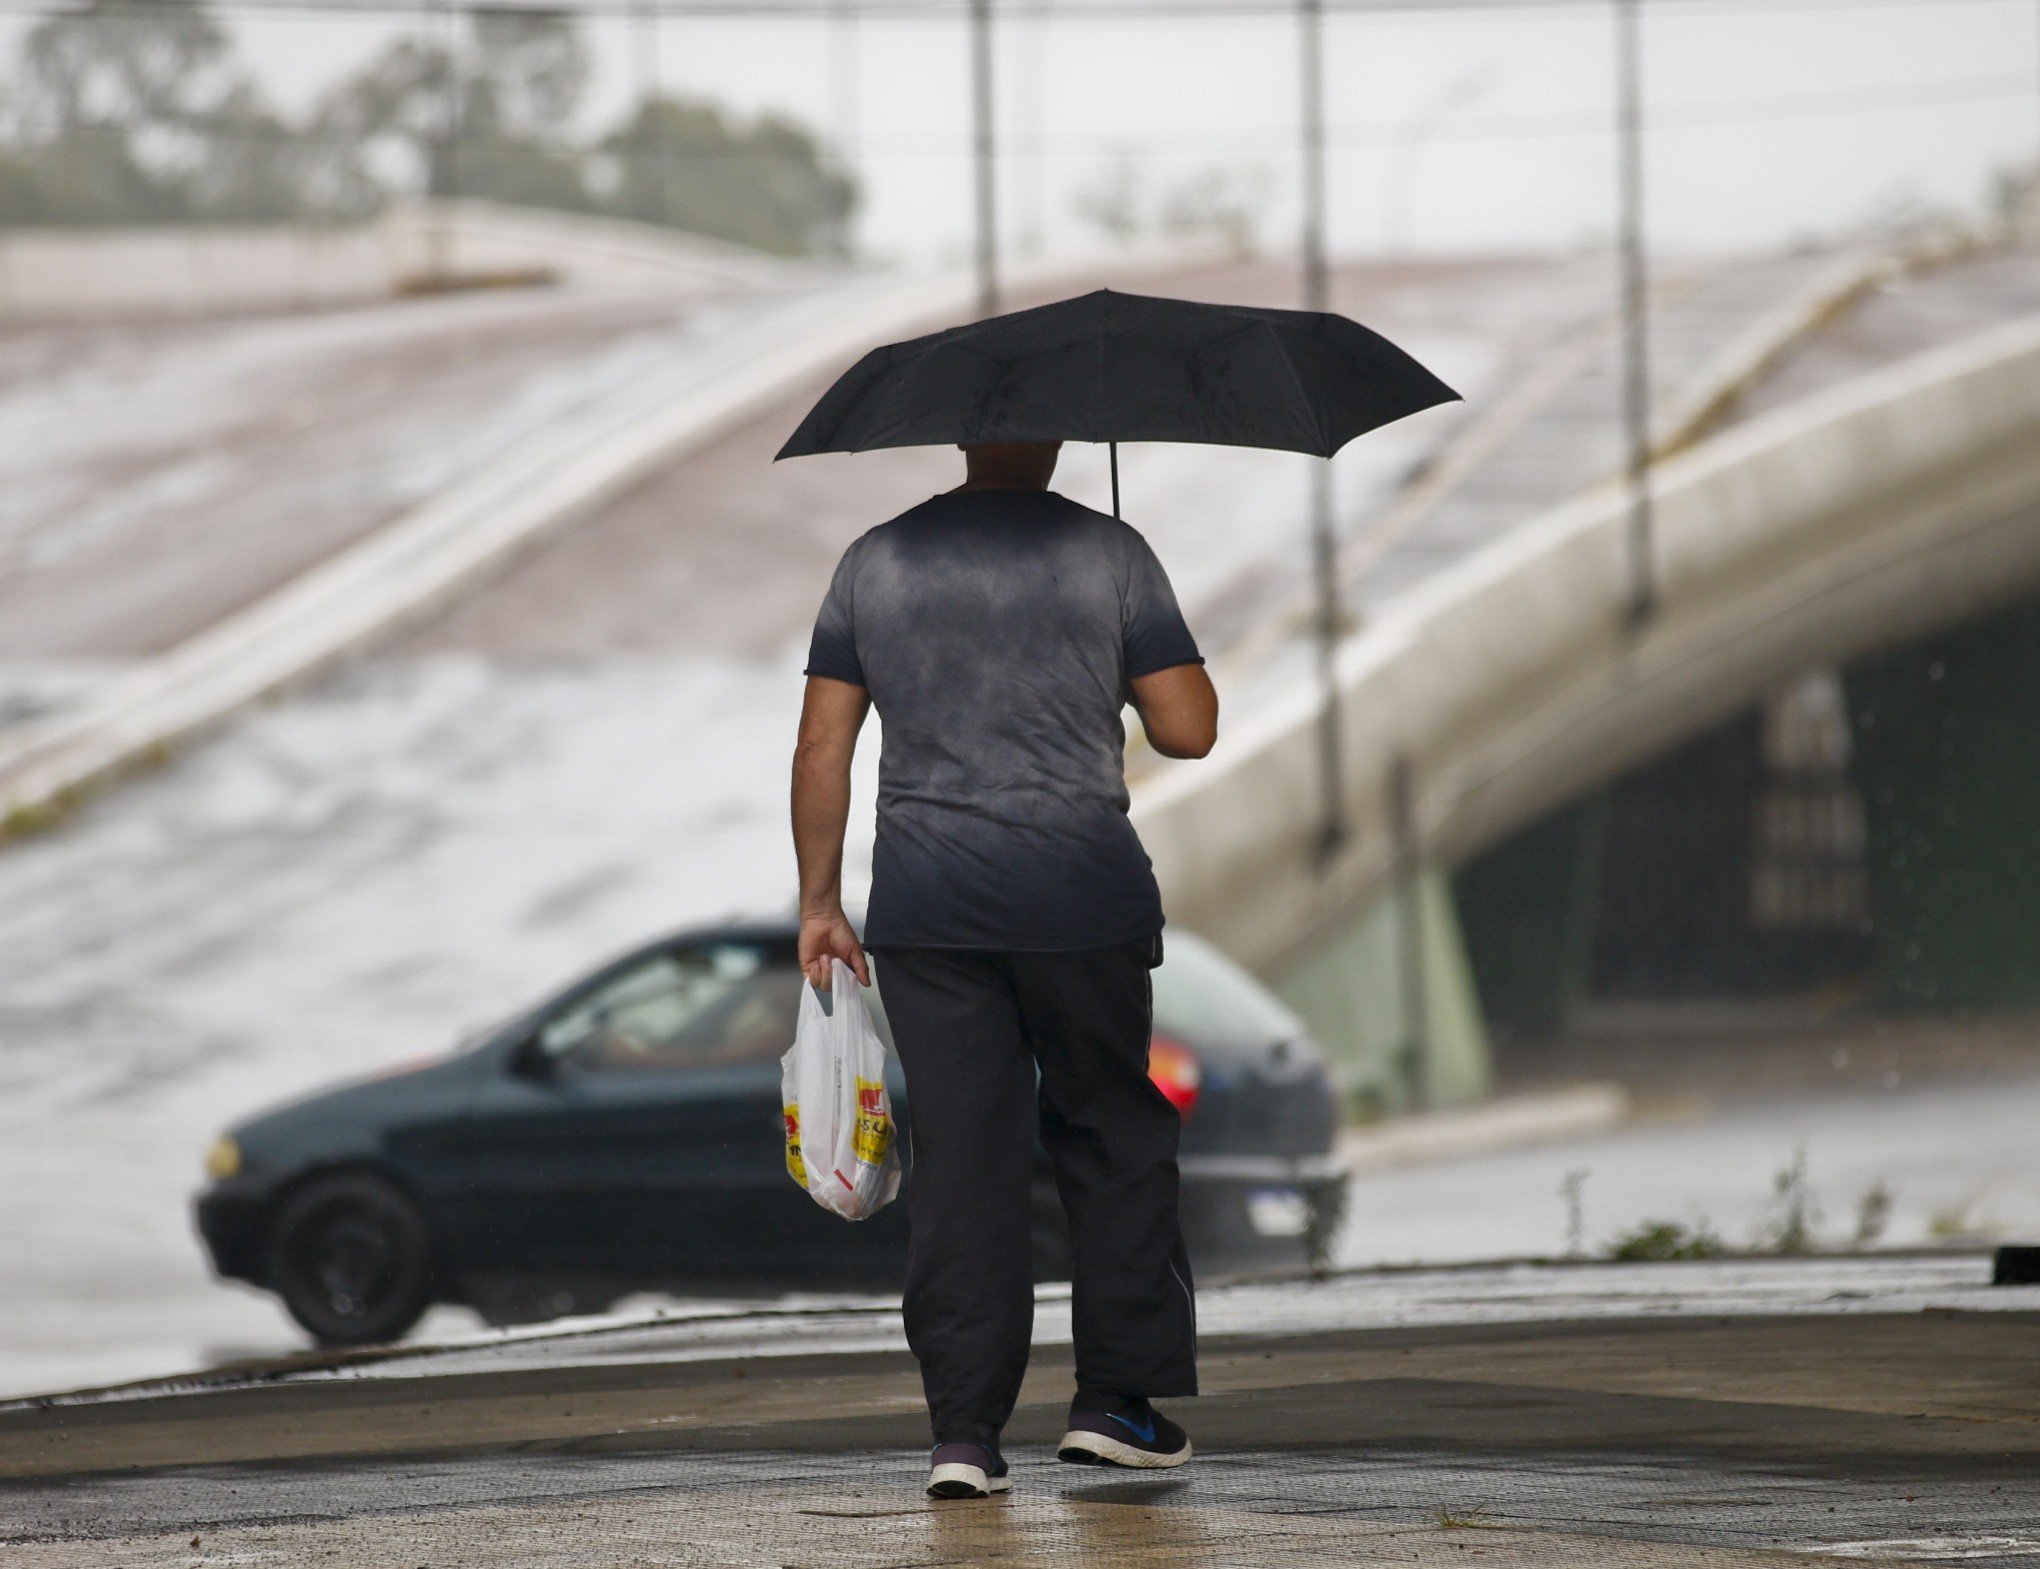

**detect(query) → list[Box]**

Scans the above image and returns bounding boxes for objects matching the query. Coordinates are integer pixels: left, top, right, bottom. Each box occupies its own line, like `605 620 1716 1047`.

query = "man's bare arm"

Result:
792 675 873 988
1130 663 1219 760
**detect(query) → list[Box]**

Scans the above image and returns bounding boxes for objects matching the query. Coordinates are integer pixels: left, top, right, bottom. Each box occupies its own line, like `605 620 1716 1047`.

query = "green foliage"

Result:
1853 1178 1894 1246
314 11 589 205
1 784 83 843
1604 1220 1725 1262
0 0 855 256
0 129 183 225
1 0 321 225
600 97 854 256
1765 1147 1818 1255
18 0 233 131
1436 1507 1498 1530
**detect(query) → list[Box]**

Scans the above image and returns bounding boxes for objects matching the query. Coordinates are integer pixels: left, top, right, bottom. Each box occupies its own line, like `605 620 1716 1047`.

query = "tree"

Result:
0 0 856 255
315 8 589 208
2 0 311 225
465 8 588 144
17 0 235 133
600 97 854 256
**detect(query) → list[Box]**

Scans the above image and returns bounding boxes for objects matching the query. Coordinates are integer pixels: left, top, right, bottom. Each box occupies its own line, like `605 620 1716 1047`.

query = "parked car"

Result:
195 922 1346 1345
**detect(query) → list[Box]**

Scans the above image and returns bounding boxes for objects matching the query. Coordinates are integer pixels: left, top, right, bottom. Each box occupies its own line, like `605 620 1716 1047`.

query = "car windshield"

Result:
1151 929 1303 1050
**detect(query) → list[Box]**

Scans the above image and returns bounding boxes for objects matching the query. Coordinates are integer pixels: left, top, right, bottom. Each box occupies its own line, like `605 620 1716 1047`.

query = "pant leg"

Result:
872 947 1037 1447
1011 939 1198 1400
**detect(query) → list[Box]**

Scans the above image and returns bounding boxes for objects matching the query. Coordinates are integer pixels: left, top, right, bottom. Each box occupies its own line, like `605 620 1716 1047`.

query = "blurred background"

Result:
2 0 2039 1401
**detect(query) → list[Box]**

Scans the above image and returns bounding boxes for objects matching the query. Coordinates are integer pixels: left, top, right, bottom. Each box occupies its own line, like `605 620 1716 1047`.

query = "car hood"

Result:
227 1051 490 1171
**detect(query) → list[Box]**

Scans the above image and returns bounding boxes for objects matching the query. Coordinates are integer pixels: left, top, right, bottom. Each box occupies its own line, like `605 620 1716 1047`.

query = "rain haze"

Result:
4 0 2040 1558
2 0 2035 260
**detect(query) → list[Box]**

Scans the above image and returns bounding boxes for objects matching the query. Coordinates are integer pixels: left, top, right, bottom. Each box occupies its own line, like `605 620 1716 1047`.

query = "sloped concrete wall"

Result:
0 222 397 319
0 201 792 320
378 201 792 295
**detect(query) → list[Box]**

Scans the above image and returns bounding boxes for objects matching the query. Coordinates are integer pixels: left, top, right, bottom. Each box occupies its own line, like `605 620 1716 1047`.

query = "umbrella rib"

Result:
1094 331 1106 446
1264 321 1332 457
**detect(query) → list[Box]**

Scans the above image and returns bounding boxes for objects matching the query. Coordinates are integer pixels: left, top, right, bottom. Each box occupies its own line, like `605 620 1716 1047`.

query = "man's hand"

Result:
799 908 870 990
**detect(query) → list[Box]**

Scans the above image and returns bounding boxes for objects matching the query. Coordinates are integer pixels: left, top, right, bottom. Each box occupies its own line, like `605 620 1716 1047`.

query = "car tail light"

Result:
1147 1035 1201 1119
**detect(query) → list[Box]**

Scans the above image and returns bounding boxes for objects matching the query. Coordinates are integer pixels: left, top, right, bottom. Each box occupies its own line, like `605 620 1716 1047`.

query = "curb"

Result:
1335 1083 1632 1173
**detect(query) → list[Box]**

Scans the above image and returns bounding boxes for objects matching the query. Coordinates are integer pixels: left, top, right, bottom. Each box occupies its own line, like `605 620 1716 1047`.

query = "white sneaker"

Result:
927 1442 1012 1499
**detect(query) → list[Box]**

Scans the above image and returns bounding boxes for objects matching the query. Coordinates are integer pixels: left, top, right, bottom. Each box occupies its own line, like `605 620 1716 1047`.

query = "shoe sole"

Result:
927 1463 1012 1499
1056 1429 1193 1469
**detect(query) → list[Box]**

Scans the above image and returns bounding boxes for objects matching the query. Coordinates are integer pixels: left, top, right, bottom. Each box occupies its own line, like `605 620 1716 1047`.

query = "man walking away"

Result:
790 439 1218 1500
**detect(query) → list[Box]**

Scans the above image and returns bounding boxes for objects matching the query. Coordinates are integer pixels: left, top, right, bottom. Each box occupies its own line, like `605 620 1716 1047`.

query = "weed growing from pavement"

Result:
1604 1220 1725 1261
1928 1198 1997 1240
1854 1180 1895 1245
1 784 84 841
1766 1147 1820 1254
1560 1169 1589 1258
0 741 175 844
1436 1507 1499 1530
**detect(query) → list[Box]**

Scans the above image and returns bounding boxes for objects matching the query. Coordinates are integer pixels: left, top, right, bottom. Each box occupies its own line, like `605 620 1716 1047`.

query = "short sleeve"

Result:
1121 531 1203 679
804 543 867 687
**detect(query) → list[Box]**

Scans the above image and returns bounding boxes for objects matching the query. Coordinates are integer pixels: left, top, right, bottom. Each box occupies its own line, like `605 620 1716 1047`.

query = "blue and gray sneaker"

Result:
1056 1391 1192 1469
926 1441 1011 1499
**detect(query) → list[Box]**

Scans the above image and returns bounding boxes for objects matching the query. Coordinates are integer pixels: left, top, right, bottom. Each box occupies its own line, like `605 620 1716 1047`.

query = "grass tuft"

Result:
1 784 84 843
1605 1220 1724 1262
1436 1506 1498 1530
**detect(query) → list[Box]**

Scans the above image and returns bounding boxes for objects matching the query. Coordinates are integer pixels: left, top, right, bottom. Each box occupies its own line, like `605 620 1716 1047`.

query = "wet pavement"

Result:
7 1447 2036 1567
4 1260 2038 1565
13 1252 2022 1396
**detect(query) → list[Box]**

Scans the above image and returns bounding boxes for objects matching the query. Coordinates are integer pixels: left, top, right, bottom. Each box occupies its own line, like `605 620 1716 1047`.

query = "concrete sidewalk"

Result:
5 1262 2038 1565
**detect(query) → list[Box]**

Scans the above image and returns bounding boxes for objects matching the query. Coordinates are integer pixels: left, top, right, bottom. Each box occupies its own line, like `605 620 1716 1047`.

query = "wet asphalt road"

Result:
5 1295 2040 1566
8 1444 2037 1564
6 1256 2040 1564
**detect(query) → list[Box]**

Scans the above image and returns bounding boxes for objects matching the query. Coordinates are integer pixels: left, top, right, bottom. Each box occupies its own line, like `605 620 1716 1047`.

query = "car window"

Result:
539 943 802 1072
1151 929 1304 1049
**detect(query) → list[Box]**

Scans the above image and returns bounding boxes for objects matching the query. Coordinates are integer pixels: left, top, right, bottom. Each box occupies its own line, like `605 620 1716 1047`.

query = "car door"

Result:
447 938 800 1279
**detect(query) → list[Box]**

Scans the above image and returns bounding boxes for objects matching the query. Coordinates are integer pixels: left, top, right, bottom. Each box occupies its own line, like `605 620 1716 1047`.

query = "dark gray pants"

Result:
874 939 1198 1448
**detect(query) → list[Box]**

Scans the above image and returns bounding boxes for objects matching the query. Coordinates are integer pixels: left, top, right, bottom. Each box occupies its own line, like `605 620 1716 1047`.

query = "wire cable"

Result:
0 0 2023 23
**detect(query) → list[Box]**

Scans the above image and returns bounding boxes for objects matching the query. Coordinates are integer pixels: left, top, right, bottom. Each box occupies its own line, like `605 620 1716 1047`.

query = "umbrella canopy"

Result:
776 287 1459 461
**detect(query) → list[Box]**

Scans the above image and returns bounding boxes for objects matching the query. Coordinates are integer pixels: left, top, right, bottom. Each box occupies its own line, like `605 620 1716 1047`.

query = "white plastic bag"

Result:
780 959 902 1221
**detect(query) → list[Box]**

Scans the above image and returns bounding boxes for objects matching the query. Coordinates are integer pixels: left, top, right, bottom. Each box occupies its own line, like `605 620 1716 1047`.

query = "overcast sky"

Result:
6 0 2037 262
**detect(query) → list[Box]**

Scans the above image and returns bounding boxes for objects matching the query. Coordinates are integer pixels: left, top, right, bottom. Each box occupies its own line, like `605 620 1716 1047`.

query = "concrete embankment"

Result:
0 240 1193 832
0 200 792 320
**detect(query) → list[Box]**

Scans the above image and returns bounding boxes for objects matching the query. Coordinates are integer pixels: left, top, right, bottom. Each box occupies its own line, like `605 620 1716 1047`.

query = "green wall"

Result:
1452 795 1608 1039
1847 596 2040 1009
1270 865 1491 1116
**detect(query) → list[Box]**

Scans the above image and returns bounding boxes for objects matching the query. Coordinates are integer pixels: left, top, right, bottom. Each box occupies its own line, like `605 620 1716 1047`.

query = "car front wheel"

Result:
269 1171 434 1346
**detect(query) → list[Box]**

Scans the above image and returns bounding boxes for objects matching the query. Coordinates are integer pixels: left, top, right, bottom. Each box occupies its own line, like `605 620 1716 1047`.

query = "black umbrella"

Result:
776 287 1459 516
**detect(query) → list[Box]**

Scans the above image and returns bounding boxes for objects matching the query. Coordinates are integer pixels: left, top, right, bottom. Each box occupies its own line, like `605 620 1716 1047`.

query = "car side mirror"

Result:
509 1033 559 1080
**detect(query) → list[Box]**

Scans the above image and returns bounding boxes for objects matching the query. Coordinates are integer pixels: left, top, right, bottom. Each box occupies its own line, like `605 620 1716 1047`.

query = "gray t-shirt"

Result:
805 488 1203 951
